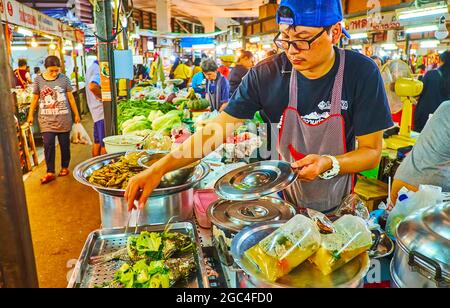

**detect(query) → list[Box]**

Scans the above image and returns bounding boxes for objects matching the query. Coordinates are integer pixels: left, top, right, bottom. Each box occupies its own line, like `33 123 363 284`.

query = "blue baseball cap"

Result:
276 0 350 38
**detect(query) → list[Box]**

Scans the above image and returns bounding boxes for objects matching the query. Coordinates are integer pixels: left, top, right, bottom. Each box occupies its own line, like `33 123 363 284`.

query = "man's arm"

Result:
292 131 383 181
89 82 102 100
125 112 245 209
66 91 81 123
27 94 40 124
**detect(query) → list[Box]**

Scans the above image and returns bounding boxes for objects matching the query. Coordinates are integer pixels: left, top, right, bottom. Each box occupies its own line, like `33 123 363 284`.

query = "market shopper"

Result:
172 59 192 89
217 56 232 79
370 56 383 69
229 50 254 95
201 58 230 112
125 0 393 213
191 71 207 98
27 56 81 184
14 59 32 89
86 60 106 157
391 101 450 204
192 58 202 77
32 67 41 82
414 51 450 132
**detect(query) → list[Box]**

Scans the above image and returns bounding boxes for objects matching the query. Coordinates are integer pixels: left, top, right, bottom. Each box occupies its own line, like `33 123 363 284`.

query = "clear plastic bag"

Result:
386 185 443 238
244 215 321 282
335 194 370 221
309 215 372 276
70 123 92 145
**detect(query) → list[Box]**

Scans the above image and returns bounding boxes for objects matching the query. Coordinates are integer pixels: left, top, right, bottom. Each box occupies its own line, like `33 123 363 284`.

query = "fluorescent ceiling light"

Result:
420 40 440 48
399 7 448 20
350 32 368 40
12 46 28 51
42 34 54 40
17 27 33 37
147 41 154 50
63 46 73 51
49 43 56 50
405 25 438 34
382 43 398 50
76 43 83 51
351 45 363 50
263 44 272 49
249 36 260 43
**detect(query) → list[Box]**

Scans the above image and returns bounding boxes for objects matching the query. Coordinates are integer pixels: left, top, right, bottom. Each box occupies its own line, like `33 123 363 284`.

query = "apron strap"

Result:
330 49 346 115
288 67 298 110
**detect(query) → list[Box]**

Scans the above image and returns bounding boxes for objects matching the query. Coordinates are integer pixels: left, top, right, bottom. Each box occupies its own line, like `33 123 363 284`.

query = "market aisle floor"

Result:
24 116 101 288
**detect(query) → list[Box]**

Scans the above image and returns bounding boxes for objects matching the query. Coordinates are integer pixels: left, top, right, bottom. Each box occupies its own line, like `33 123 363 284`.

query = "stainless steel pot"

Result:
390 202 449 288
98 189 194 228
231 221 370 288
74 152 210 228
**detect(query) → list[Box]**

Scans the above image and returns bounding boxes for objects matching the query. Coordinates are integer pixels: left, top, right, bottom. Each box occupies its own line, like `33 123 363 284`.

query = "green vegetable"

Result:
151 110 183 132
149 273 162 288
161 273 170 288
148 110 164 122
187 99 209 111
136 232 162 253
122 120 152 135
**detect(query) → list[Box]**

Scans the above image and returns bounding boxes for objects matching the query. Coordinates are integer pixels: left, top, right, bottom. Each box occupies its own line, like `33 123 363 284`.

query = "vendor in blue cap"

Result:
125 0 393 214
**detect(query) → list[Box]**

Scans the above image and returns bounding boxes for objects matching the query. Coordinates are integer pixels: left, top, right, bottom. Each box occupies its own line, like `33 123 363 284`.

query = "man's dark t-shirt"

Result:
224 48 393 151
229 64 249 96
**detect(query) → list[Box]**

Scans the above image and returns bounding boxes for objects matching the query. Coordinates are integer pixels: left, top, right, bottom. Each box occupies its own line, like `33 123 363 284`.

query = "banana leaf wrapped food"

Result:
244 215 321 282
309 215 372 276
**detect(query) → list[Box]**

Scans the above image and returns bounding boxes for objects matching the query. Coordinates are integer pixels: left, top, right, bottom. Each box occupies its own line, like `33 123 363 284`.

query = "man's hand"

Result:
74 114 81 124
125 166 164 211
291 155 333 182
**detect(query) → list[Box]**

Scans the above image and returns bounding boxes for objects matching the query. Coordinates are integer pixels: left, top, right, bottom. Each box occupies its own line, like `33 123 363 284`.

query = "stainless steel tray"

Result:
68 221 208 288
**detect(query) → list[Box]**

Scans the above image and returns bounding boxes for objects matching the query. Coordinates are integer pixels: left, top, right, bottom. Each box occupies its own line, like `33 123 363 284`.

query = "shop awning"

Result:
180 37 215 48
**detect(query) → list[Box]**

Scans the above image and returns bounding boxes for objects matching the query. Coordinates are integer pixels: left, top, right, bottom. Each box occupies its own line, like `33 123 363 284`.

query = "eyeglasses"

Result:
274 28 329 51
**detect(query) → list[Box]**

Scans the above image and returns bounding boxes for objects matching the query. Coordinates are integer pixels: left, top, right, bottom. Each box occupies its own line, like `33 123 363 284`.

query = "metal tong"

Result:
124 201 141 235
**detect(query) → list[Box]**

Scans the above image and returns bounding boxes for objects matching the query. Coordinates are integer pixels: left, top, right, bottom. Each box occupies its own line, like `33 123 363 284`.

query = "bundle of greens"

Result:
117 99 175 133
110 257 196 288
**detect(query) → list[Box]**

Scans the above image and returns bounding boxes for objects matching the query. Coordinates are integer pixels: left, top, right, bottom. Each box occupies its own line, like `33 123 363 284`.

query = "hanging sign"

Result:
37 11 61 36
5 0 20 26
20 3 38 30
62 23 76 41
345 12 401 32
0 0 6 22
99 62 112 102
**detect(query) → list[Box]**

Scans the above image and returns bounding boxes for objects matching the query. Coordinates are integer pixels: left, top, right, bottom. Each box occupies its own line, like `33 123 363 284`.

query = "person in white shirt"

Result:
85 60 106 156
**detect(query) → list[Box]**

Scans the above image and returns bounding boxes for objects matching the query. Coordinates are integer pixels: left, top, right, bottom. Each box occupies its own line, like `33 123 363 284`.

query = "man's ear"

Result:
331 23 343 45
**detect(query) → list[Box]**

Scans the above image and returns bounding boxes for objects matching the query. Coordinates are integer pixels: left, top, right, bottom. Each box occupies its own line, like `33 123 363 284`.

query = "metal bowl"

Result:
138 152 201 188
73 151 209 197
231 221 371 288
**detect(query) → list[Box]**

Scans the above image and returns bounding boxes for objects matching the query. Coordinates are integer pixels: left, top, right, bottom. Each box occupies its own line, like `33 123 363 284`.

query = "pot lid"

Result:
396 202 450 281
207 197 296 233
214 160 297 201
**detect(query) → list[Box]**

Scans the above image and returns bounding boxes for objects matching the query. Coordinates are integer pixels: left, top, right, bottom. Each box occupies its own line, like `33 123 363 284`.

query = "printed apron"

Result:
278 49 352 213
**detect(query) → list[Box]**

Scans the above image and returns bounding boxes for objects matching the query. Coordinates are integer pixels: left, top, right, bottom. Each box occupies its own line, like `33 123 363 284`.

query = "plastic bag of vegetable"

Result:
244 215 321 282
309 215 372 275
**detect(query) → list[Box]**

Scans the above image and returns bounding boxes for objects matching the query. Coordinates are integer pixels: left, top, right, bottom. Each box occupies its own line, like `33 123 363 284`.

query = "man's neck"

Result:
300 48 336 80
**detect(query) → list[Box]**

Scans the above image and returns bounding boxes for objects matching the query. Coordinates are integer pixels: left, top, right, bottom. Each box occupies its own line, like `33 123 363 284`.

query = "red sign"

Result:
7 1 12 16
346 12 401 32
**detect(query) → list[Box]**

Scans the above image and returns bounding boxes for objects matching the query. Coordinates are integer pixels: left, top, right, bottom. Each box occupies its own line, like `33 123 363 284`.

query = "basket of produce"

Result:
103 135 145 154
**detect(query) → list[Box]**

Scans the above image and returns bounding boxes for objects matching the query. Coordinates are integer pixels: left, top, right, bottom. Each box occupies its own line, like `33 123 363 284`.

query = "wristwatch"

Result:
318 155 340 180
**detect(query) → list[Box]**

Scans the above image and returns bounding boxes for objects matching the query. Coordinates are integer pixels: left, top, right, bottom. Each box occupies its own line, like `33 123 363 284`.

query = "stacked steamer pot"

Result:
207 161 298 266
74 152 209 228
390 202 449 288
